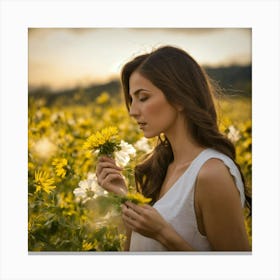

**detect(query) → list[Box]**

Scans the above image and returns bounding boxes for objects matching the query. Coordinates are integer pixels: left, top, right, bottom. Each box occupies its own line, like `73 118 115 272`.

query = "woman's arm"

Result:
154 223 195 251
195 158 251 251
123 227 132 251
122 202 196 251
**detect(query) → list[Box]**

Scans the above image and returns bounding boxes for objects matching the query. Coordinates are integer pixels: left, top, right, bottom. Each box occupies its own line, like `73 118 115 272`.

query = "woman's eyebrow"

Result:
130 88 151 97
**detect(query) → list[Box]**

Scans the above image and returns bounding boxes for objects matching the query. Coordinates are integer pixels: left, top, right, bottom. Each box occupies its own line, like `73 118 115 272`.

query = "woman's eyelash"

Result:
139 96 148 102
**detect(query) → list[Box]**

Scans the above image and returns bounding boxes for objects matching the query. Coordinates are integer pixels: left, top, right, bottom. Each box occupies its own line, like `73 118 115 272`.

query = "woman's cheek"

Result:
144 99 165 116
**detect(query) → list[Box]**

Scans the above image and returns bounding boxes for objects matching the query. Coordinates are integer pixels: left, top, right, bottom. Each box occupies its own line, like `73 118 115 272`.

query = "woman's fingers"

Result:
121 202 149 231
96 156 123 188
124 201 144 214
122 203 142 219
98 172 123 187
96 161 122 175
98 167 122 181
98 156 120 166
95 156 128 195
121 204 140 229
99 156 114 162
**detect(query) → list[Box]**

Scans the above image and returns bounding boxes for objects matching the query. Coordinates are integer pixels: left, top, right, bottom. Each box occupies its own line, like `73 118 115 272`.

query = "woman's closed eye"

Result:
139 95 149 102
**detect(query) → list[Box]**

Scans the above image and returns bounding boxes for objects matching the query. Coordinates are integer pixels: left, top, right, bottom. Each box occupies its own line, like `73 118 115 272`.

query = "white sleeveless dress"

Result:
129 148 245 251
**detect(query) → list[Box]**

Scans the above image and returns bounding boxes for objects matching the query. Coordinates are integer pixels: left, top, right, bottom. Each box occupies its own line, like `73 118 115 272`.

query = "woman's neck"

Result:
171 137 204 166
165 121 204 166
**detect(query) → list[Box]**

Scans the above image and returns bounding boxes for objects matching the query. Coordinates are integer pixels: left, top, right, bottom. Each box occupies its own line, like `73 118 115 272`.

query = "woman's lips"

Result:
138 122 147 129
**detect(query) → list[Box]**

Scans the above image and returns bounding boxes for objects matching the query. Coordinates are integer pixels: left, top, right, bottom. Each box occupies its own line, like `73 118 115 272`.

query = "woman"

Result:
96 45 251 251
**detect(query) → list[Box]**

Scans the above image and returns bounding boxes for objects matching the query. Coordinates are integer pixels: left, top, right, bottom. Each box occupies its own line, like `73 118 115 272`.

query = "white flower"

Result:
134 137 153 153
73 172 107 204
227 125 241 143
50 112 65 123
32 137 57 160
114 140 136 167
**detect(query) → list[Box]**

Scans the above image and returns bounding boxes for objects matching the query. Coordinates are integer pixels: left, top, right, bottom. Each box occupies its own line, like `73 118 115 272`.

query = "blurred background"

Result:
28 28 251 100
28 28 252 251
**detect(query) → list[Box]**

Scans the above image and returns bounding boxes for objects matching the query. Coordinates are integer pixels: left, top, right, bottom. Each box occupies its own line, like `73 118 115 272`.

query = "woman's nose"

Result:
129 101 140 118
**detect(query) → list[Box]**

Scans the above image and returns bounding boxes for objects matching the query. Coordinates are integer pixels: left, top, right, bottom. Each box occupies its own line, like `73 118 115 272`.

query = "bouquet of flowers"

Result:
73 126 151 208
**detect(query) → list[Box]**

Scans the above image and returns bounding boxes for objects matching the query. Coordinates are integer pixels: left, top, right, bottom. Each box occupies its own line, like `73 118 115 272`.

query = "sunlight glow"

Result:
28 28 251 90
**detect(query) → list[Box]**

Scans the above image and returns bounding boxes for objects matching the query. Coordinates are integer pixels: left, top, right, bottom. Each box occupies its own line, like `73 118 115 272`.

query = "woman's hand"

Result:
121 201 169 240
96 156 127 196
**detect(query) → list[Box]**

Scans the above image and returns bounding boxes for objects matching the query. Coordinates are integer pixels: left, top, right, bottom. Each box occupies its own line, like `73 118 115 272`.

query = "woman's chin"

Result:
143 131 159 139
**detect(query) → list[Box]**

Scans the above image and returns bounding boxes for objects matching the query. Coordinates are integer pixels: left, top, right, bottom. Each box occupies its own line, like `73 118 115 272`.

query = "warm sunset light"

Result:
28 28 251 91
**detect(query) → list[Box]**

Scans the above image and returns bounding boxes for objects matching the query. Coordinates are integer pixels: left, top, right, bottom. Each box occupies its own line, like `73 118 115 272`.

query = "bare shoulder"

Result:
196 158 240 206
198 158 234 184
195 158 250 251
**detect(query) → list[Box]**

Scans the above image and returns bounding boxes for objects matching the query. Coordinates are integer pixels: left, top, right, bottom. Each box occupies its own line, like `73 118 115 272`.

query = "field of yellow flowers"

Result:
28 91 252 251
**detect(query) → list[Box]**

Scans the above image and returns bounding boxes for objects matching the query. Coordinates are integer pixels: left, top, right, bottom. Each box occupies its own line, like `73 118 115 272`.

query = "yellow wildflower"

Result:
52 158 68 178
34 170 56 194
28 161 35 171
123 191 152 205
82 240 97 251
96 92 109 105
28 220 32 233
83 126 120 156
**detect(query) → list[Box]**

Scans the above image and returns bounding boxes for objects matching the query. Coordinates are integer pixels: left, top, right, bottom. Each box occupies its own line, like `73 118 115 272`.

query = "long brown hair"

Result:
121 45 251 212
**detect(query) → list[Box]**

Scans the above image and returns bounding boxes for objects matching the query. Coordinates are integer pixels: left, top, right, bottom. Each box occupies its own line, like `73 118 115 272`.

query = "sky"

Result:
28 28 251 91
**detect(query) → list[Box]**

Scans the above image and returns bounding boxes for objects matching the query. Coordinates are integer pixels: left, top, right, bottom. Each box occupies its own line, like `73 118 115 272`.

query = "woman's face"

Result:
129 71 180 138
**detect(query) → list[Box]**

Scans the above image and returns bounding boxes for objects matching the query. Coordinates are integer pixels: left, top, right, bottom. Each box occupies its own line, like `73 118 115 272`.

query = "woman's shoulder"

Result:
196 149 239 183
198 157 233 183
195 157 241 204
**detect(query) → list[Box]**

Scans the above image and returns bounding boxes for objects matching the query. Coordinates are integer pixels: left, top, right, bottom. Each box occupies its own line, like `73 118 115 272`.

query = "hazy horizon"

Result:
28 28 251 91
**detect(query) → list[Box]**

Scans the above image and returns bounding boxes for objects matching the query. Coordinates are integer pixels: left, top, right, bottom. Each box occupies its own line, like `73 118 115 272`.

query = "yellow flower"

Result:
34 170 56 194
124 191 152 205
82 240 97 251
96 92 109 105
83 126 120 156
84 126 119 148
52 158 68 178
28 161 35 171
28 220 32 233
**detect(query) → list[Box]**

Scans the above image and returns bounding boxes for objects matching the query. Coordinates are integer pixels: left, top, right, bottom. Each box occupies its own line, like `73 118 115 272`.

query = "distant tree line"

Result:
28 65 251 107
204 65 251 96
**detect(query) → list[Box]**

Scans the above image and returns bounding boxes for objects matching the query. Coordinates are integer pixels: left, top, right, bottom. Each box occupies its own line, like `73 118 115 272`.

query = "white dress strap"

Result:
189 148 245 206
